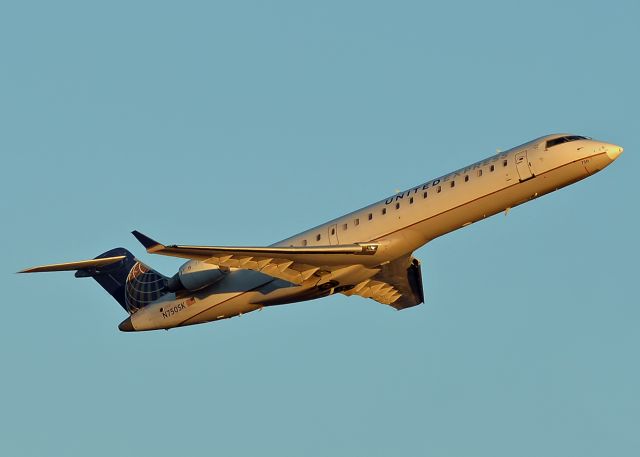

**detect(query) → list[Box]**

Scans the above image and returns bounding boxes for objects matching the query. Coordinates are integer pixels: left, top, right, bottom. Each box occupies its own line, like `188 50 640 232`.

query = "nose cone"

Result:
118 316 135 332
606 144 624 161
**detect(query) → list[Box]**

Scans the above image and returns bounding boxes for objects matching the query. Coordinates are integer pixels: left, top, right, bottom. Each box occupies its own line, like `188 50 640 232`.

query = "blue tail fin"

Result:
75 248 169 314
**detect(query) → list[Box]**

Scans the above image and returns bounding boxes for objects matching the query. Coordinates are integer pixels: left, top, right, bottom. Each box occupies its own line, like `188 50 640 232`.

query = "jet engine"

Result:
168 260 227 292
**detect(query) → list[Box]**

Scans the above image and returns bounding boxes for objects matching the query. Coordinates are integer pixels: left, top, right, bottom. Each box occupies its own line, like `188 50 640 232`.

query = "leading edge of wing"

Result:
131 230 379 261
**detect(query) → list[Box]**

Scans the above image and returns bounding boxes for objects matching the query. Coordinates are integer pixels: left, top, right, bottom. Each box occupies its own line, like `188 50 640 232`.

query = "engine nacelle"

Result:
168 260 227 292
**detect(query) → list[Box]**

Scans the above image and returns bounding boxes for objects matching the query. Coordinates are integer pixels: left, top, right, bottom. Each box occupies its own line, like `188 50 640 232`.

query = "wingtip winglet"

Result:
131 230 164 252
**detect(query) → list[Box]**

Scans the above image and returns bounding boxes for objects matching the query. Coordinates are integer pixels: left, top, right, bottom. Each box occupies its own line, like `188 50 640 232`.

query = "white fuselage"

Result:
130 134 622 330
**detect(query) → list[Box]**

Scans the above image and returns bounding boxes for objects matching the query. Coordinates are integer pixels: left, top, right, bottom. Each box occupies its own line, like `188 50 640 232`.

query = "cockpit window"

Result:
546 135 588 149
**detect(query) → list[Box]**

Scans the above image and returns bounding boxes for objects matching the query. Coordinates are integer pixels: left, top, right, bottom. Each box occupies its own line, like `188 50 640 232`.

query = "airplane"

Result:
19 133 623 332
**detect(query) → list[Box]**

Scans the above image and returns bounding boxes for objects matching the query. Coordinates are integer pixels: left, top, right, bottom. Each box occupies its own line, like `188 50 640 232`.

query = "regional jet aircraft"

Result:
20 134 623 332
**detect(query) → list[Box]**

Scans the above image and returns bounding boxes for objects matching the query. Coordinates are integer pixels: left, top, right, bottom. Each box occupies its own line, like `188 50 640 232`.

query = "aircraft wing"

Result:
342 255 424 310
132 231 379 285
132 232 423 310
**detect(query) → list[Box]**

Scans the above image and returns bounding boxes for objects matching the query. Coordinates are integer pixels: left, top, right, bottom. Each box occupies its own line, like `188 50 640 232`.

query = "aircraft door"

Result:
328 224 339 245
514 150 534 181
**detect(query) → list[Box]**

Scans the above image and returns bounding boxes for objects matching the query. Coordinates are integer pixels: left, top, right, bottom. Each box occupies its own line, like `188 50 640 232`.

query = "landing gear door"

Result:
515 150 534 181
328 224 339 245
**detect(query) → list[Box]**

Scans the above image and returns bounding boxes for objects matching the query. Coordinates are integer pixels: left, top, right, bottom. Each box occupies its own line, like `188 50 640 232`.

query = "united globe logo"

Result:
124 262 168 313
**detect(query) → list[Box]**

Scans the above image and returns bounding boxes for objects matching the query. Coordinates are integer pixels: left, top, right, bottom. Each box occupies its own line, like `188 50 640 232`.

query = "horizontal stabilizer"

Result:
19 247 170 314
18 256 126 273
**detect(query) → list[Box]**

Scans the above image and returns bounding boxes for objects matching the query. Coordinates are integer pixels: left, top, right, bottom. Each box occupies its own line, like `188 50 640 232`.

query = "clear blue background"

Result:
1 1 638 455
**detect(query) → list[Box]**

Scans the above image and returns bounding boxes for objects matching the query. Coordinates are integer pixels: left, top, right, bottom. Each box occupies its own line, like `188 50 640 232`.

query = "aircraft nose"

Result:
606 144 624 161
118 317 135 332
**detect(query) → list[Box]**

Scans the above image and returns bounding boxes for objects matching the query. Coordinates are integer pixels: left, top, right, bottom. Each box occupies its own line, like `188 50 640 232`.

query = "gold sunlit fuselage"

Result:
124 134 622 331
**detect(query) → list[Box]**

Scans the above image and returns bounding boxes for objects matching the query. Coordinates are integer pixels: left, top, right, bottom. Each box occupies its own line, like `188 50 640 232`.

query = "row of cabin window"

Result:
304 158 509 243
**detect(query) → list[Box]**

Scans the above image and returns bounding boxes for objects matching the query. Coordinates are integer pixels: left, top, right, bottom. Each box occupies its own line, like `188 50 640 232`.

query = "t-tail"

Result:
19 247 170 316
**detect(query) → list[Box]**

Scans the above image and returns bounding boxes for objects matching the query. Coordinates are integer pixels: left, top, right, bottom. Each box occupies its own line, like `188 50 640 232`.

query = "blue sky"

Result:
1 1 639 456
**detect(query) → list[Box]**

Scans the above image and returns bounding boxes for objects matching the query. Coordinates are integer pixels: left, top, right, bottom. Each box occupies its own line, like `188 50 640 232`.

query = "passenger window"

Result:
490 165 495 172
302 239 307 246
437 185 442 193
382 208 387 215
342 223 348 230
423 191 428 198
465 175 469 182
354 218 360 226
410 197 414 204
477 169 483 177
316 234 321 241
331 227 335 235
503 159 508 167
395 202 400 209
450 181 455 188
368 213 373 220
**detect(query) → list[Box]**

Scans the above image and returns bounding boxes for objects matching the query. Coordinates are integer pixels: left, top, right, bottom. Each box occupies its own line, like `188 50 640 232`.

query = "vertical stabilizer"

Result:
73 248 169 314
